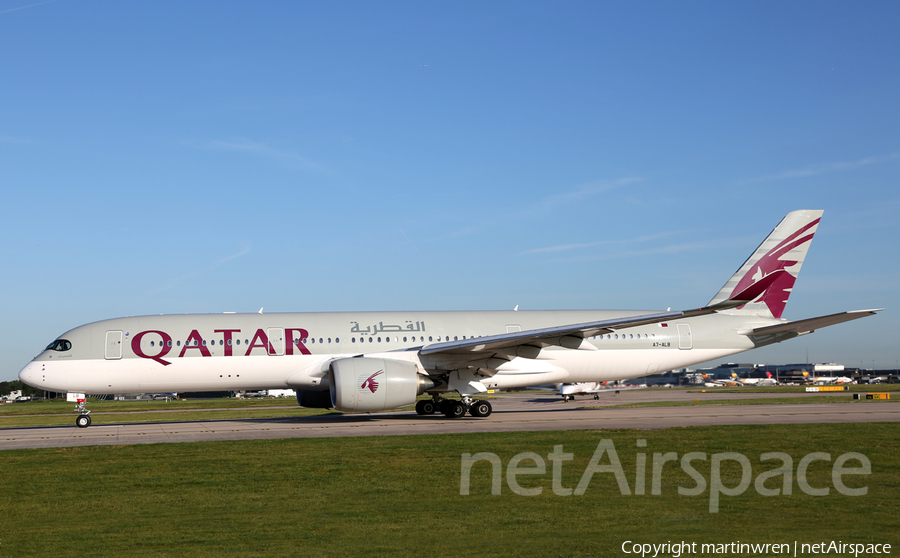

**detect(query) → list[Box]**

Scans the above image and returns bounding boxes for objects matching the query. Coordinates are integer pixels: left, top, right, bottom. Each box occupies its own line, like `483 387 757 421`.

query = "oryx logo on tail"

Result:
707 210 823 319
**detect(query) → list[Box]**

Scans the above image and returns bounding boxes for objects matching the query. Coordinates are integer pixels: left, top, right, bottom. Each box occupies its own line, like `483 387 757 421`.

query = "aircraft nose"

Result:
18 362 39 387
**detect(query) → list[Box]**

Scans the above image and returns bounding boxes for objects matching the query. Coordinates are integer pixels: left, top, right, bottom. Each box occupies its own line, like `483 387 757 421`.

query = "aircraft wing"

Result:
742 309 883 337
418 270 787 371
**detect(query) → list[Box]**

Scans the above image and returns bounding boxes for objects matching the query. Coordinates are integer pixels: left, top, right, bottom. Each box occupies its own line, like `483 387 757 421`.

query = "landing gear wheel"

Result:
76 415 91 428
415 400 436 415
444 401 467 418
469 400 492 417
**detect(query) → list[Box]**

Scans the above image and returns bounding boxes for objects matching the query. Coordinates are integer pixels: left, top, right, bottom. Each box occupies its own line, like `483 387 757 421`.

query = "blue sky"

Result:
2 1 899 380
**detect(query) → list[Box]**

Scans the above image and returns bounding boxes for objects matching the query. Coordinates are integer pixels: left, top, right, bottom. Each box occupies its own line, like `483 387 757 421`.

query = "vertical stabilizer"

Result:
707 210 823 319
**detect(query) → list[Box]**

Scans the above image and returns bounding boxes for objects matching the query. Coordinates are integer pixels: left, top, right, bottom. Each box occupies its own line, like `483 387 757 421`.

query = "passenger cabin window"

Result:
46 339 72 352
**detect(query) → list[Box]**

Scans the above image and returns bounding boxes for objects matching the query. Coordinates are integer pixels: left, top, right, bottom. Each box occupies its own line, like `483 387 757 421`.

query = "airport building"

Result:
627 362 894 386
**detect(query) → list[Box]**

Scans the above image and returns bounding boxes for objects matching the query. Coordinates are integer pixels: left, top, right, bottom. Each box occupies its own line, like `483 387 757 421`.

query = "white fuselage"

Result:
19 310 769 394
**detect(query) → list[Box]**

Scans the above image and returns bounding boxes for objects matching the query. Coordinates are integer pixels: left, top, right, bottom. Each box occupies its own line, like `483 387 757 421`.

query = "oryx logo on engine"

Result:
360 370 384 393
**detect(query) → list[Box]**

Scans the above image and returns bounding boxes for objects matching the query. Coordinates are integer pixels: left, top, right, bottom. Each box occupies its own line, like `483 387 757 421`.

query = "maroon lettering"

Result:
215 329 241 357
132 330 173 366
179 330 212 358
285 328 312 355
244 329 271 356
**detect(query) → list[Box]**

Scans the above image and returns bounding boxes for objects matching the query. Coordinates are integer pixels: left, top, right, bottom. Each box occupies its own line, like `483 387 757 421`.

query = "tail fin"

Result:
707 210 823 319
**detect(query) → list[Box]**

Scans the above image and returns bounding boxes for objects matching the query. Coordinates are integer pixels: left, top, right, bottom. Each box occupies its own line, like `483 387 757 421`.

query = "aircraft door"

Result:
105 331 123 359
267 328 285 356
676 324 692 350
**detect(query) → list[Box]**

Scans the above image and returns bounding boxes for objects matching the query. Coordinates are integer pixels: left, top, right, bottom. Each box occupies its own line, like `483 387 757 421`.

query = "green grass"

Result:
594 395 900 409
0 407 342 428
0 424 898 557
0 397 300 416
693 384 900 393
0 398 334 428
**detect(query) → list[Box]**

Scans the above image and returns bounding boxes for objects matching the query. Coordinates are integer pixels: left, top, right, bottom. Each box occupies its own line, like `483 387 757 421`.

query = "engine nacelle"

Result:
329 357 434 412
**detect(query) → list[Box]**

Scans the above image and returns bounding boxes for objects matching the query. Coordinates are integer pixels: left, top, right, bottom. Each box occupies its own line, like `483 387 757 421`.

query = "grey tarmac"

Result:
1 391 897 450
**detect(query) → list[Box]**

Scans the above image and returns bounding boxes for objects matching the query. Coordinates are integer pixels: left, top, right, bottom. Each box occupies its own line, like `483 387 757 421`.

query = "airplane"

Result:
755 372 779 386
18 210 882 427
812 376 855 385
558 381 645 401
704 372 754 387
705 378 745 387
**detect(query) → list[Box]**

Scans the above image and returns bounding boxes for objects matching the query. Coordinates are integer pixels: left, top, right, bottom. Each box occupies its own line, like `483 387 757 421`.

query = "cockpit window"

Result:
46 339 72 352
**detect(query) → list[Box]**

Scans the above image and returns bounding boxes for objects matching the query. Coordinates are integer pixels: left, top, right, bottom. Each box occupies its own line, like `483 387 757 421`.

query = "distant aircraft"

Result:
19 210 881 427
559 381 645 401
813 376 855 385
756 372 778 386
704 372 751 387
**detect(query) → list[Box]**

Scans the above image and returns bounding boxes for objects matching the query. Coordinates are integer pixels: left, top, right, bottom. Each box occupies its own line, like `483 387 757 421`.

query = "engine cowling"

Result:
329 357 434 412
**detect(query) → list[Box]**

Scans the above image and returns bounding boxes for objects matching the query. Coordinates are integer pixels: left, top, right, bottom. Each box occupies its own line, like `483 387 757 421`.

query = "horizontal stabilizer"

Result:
741 309 883 337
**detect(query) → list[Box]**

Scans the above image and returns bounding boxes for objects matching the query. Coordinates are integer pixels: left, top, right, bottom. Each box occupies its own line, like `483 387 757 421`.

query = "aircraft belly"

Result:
136 355 316 391
27 356 318 394
28 359 141 393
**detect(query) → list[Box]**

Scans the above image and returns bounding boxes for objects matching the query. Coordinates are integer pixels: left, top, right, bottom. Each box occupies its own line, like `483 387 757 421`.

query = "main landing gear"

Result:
74 399 91 428
415 395 492 418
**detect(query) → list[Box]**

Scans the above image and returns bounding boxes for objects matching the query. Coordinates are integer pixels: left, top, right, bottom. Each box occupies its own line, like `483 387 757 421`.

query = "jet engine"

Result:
329 357 434 412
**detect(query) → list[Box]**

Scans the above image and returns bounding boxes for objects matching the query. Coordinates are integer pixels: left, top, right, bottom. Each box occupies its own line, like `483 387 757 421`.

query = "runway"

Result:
2 391 898 450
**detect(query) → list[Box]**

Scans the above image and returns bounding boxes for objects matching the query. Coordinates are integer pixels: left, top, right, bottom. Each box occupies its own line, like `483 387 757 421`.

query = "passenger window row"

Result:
141 332 659 348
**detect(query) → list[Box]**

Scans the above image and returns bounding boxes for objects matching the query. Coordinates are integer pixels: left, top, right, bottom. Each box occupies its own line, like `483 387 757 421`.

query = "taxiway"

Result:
2 391 897 450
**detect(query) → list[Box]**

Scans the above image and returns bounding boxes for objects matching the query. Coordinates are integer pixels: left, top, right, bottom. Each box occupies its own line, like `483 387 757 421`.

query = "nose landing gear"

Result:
74 398 91 428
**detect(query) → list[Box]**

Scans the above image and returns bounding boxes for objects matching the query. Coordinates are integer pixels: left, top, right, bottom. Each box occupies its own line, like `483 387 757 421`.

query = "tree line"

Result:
0 380 44 398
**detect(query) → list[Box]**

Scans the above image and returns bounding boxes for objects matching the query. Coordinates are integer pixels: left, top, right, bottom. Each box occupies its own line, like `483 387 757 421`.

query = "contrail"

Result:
0 0 59 16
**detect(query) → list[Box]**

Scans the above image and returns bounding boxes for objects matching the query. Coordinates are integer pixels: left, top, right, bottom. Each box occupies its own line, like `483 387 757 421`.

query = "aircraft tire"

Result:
415 400 436 415
76 415 91 428
444 401 467 418
469 400 492 418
